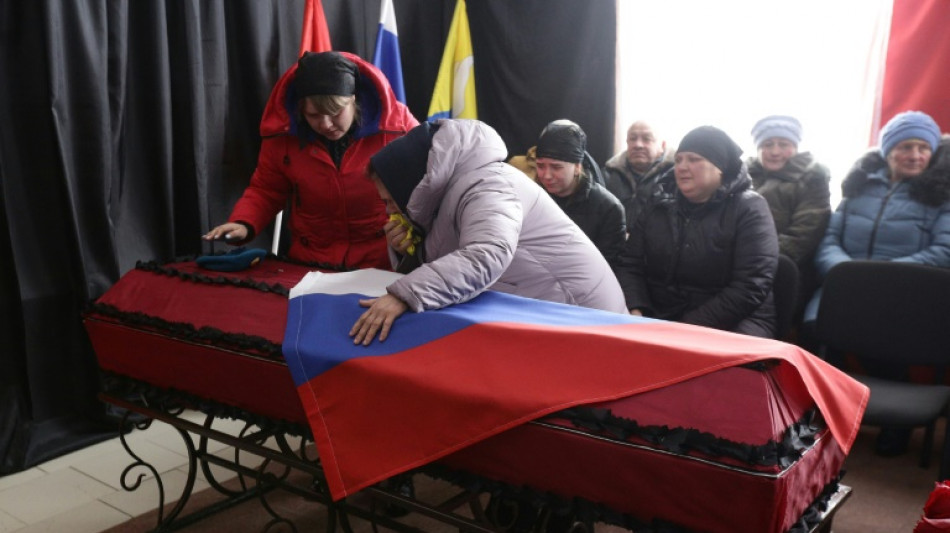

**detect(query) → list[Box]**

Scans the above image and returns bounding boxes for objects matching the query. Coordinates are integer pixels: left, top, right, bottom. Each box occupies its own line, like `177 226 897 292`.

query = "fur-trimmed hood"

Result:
842 135 950 207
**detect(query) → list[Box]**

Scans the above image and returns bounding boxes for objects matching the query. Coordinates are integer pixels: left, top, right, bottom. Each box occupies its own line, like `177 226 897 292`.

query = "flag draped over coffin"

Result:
282 269 868 501
427 0 477 120
373 0 406 103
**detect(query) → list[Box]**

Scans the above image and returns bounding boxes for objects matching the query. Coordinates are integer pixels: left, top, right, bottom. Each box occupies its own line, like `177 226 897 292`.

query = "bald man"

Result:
603 120 674 230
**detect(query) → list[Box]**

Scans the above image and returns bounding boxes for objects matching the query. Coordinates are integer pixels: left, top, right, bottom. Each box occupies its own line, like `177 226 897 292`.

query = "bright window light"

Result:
616 0 893 207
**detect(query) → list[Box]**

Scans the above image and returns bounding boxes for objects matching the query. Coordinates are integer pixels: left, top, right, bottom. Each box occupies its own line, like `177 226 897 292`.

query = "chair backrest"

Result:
773 254 799 340
816 261 950 365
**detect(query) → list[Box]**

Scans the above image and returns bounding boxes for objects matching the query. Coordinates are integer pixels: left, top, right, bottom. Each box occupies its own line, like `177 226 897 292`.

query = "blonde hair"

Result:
302 94 355 115
297 94 362 130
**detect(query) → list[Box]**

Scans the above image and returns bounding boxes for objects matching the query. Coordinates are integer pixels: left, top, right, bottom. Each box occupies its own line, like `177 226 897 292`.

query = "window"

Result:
615 0 893 207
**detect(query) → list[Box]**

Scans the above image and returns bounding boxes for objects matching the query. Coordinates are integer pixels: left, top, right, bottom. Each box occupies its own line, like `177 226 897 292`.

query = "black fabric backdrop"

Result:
0 0 615 473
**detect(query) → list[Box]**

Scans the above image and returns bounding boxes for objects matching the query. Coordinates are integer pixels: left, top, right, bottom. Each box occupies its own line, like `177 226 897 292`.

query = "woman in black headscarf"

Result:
616 125 779 338
534 120 627 272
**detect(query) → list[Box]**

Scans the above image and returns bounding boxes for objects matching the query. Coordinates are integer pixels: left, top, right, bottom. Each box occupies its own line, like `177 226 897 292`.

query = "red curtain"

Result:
879 0 950 134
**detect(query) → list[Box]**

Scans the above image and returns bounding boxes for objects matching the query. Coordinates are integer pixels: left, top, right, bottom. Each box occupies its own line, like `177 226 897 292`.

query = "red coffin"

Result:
83 258 847 533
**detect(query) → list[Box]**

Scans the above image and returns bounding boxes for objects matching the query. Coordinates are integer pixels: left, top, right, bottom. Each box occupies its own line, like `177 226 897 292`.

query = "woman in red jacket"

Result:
204 51 418 269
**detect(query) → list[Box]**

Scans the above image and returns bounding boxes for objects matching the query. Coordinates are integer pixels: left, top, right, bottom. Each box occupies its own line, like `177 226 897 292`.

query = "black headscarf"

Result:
370 122 439 212
295 51 358 97
535 119 586 163
677 125 743 179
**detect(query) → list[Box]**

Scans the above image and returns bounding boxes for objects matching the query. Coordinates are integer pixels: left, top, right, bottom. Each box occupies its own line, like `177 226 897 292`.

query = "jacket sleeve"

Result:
387 183 522 312
813 202 853 278
615 215 653 313
228 139 291 235
780 169 832 264
891 202 950 267
681 195 778 330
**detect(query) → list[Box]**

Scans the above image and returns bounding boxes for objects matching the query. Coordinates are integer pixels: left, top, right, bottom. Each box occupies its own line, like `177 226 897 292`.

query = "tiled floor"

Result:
0 411 272 533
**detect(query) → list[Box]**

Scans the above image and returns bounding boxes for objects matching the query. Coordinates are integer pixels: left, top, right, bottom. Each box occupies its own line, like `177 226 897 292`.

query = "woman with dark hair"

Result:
534 120 626 271
617 126 779 338
350 119 627 345
204 51 418 269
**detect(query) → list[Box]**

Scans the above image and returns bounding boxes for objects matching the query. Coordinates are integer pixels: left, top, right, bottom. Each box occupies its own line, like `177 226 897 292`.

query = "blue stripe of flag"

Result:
283 290 646 386
373 24 405 103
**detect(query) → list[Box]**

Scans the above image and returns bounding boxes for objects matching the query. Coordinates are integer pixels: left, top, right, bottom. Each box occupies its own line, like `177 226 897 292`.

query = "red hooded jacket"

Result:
229 52 418 269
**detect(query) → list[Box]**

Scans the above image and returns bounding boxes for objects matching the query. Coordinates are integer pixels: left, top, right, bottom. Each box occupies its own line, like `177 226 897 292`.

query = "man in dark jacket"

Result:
617 126 779 338
603 120 675 231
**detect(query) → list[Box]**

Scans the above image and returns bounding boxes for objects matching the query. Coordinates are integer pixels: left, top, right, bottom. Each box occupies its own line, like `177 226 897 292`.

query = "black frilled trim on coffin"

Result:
86 302 284 361
421 461 842 533
557 405 821 469
135 258 293 297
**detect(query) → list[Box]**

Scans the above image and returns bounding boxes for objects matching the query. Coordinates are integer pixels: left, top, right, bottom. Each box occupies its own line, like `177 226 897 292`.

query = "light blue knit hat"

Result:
879 111 941 157
751 115 802 147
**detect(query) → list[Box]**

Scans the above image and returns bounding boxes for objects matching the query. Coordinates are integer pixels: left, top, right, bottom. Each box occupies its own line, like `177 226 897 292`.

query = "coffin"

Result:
83 257 857 533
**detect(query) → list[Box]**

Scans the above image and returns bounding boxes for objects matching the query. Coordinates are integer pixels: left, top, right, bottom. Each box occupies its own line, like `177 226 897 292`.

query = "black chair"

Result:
772 254 800 341
815 260 950 478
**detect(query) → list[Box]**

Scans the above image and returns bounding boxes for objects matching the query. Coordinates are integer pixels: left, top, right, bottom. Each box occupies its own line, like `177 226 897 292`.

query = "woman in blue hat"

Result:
805 111 950 324
802 110 950 456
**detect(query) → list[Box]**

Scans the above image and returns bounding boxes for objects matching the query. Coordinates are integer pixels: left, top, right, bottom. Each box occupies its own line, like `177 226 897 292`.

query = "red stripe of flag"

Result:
291 317 868 500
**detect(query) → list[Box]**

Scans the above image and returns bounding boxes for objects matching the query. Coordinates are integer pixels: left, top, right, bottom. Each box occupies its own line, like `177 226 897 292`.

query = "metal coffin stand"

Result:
99 376 510 533
97 372 850 533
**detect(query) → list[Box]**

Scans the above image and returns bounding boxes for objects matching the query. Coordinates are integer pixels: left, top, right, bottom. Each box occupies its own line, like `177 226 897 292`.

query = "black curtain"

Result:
467 1 617 164
0 0 615 474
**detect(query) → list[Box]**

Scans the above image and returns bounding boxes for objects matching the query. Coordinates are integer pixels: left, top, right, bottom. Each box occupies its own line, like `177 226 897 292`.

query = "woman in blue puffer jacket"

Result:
804 111 950 457
803 111 950 324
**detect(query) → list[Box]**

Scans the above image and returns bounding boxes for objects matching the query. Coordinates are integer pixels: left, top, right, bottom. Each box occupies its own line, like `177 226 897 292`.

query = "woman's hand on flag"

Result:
350 293 409 345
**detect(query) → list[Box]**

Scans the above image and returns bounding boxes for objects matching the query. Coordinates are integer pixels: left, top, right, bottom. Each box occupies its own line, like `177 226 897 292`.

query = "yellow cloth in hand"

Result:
389 213 422 256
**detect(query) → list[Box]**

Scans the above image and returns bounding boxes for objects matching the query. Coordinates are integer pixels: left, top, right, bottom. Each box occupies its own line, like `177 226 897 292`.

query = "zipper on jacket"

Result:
866 182 900 258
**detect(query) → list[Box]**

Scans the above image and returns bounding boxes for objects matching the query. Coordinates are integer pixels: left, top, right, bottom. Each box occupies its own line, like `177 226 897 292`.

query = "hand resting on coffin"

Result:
203 222 248 242
350 293 409 345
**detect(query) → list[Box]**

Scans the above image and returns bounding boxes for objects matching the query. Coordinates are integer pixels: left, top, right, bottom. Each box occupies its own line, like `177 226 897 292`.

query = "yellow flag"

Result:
427 0 477 120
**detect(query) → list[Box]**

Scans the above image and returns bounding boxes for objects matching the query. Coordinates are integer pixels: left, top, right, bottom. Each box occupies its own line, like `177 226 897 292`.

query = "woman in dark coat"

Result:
617 125 779 338
534 120 627 271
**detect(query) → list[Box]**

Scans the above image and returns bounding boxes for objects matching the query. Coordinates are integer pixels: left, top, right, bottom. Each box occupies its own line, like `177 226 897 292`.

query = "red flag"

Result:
876 0 950 138
299 0 332 56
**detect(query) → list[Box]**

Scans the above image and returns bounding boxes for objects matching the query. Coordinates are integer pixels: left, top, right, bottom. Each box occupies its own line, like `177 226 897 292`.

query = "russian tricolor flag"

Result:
283 270 868 501
372 0 406 103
